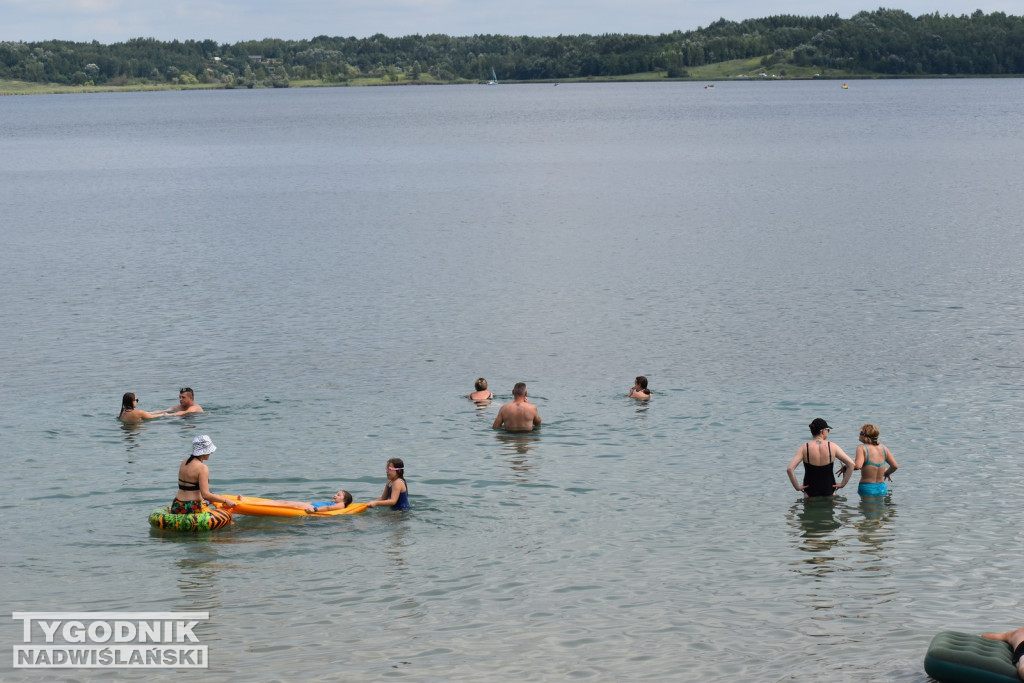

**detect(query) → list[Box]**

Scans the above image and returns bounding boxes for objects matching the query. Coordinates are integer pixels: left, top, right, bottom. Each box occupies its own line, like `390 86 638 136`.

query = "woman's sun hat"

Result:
192 435 217 456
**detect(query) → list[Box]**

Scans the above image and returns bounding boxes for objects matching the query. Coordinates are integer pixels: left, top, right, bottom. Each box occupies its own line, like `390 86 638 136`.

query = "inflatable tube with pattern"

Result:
148 504 233 531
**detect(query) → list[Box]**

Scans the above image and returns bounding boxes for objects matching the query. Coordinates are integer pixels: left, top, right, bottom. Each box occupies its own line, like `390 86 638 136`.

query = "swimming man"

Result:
166 387 203 415
492 382 542 433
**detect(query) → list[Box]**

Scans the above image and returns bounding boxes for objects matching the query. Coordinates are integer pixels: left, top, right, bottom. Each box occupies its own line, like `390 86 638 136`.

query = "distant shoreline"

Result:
5 12 1021 95
3 73 1018 96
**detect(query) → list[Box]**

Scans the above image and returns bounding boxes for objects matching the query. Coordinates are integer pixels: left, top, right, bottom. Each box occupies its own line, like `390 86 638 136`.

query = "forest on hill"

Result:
1 8 1022 88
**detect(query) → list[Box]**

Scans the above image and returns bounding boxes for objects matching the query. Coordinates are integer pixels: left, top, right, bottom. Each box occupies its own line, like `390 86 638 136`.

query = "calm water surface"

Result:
2 79 1024 681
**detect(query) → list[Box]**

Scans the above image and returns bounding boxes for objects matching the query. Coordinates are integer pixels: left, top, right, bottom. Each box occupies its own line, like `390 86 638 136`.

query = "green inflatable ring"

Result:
924 631 1020 683
148 505 233 532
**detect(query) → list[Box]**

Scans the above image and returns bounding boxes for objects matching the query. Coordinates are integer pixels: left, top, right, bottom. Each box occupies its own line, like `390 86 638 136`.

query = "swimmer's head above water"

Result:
386 458 405 480
475 378 488 392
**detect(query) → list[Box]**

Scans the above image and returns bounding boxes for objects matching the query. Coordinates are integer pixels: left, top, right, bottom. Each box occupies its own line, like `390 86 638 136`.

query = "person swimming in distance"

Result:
854 423 898 496
492 382 541 432
165 387 203 416
467 377 493 401
786 418 856 497
628 376 651 400
250 490 353 514
118 392 168 423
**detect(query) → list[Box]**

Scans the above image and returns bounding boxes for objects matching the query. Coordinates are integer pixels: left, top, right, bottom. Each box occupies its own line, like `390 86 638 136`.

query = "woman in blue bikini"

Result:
854 424 898 496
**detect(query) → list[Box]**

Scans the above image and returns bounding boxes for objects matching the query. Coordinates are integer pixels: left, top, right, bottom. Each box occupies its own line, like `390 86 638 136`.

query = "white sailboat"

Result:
487 68 499 85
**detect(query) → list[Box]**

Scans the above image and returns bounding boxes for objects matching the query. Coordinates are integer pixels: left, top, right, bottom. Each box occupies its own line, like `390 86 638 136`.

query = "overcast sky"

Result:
1 0 1016 44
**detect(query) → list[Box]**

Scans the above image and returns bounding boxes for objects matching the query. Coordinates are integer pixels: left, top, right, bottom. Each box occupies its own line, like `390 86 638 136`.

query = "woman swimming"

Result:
118 392 167 423
628 376 651 400
468 378 493 401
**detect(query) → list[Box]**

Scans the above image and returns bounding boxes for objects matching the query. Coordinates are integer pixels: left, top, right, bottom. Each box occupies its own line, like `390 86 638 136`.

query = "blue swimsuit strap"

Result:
864 443 886 467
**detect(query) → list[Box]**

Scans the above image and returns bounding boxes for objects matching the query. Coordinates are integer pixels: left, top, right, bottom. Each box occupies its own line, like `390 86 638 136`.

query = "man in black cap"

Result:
786 418 855 497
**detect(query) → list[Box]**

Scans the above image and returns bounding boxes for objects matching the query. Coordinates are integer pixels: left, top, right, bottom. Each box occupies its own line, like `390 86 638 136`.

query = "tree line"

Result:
1 9 1022 87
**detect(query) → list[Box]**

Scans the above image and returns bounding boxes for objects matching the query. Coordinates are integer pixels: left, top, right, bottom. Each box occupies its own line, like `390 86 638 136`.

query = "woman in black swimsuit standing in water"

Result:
786 418 856 497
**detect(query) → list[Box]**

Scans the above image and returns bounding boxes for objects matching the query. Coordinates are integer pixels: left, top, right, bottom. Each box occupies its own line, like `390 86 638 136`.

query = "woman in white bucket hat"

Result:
170 435 237 514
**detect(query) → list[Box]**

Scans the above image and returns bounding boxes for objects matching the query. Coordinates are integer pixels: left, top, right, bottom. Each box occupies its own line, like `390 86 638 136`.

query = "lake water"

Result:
2 79 1024 681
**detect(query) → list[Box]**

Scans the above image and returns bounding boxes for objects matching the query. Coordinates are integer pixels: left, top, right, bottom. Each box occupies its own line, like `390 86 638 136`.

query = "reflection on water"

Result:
494 432 539 457
857 494 895 523
146 530 235 615
788 498 844 575
494 432 539 484
384 518 411 572
854 496 897 581
174 546 224 608
787 495 899 597
505 453 535 483
120 421 145 458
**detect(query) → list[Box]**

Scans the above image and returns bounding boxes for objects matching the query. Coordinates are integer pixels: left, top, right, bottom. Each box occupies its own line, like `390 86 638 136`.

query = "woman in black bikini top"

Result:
171 435 237 513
